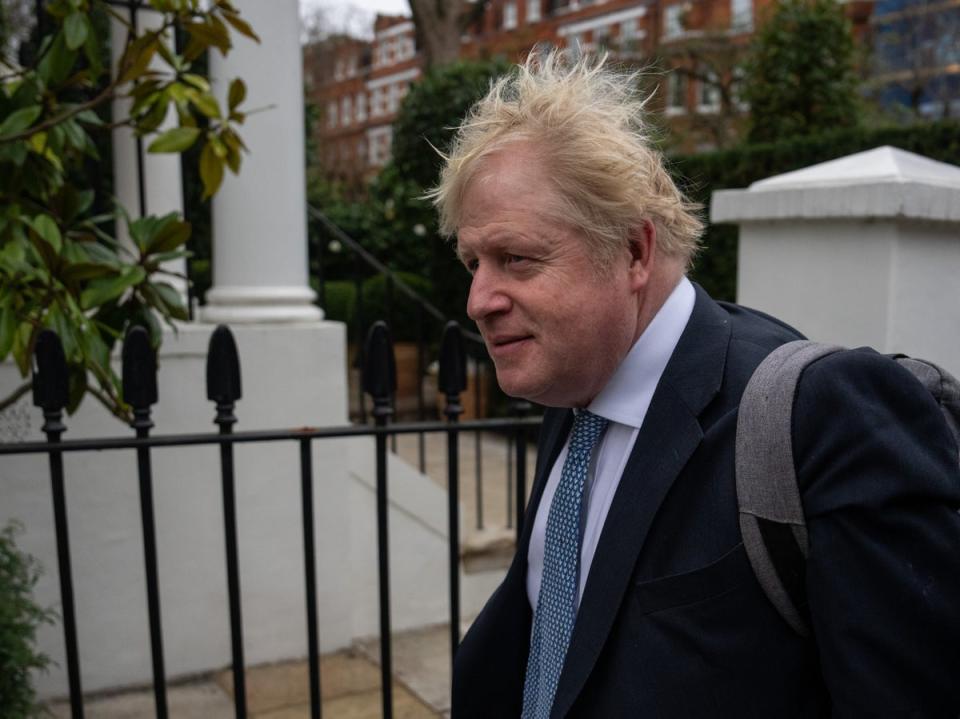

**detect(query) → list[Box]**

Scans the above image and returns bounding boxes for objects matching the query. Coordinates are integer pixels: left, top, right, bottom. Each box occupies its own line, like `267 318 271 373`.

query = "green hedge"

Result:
317 273 434 342
670 121 960 301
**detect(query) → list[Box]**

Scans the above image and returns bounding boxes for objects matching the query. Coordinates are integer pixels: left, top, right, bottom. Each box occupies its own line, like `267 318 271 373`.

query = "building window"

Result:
504 2 518 30
666 71 687 115
341 96 352 126
356 92 367 122
371 88 384 117
664 4 685 39
567 32 583 57
697 72 721 113
326 101 338 128
731 66 749 111
620 18 639 39
594 27 611 52
731 0 752 31
527 0 541 23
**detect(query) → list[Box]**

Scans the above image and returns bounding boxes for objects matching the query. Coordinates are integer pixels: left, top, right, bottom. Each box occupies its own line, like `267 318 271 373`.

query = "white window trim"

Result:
558 5 647 37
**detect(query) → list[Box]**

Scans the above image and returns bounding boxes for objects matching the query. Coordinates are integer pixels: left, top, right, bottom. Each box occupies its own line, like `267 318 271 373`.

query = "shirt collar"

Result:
587 276 696 428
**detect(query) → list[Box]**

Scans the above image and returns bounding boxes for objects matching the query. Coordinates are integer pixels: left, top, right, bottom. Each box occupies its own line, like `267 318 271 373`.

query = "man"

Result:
431 52 960 717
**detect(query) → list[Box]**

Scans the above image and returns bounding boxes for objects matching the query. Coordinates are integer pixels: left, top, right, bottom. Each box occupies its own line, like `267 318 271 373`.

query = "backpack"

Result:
735 340 960 636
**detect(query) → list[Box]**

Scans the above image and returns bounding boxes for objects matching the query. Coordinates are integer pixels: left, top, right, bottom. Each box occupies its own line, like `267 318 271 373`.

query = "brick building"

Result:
304 0 876 186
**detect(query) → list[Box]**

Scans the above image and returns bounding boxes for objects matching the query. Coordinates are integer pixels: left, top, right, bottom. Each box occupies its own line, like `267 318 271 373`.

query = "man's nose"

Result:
466 266 511 321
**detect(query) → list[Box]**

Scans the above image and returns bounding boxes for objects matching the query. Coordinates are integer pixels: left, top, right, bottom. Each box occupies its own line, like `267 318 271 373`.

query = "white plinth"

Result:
711 146 960 375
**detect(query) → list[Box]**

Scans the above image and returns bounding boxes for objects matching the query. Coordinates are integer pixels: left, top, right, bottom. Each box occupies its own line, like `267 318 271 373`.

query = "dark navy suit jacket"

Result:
451 284 960 718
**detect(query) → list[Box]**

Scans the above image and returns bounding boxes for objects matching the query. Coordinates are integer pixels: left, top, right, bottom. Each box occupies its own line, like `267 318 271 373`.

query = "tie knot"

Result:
570 410 607 453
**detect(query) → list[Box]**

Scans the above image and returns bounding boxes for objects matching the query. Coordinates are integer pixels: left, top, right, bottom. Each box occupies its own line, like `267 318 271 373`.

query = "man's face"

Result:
457 147 644 408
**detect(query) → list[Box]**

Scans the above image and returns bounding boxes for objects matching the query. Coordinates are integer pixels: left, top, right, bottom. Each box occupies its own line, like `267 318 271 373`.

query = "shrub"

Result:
0 521 55 719
361 272 435 342
670 121 960 301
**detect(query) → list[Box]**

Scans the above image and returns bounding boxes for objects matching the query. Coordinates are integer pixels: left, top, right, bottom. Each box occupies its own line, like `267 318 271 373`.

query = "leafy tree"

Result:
0 521 55 719
0 0 258 420
742 0 861 143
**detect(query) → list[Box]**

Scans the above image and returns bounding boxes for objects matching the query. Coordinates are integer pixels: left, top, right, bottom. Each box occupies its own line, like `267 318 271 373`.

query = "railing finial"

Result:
439 321 467 419
32 329 69 432
206 325 242 428
122 326 158 430
363 321 396 419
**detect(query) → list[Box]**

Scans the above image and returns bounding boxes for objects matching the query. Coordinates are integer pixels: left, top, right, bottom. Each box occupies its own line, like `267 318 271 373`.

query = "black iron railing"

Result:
0 322 540 719
309 206 529 533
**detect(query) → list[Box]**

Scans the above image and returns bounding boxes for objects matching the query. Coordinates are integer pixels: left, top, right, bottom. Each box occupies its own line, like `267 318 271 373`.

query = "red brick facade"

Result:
305 0 874 185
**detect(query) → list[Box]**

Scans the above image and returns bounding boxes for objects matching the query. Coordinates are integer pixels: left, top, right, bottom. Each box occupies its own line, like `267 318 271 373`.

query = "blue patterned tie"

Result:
522 410 608 719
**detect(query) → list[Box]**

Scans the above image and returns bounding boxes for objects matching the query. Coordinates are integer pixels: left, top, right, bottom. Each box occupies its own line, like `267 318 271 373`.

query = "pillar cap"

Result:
711 146 960 224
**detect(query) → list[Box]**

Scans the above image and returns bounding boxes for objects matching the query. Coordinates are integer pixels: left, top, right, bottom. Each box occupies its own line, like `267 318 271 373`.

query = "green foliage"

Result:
670 121 960 301
391 57 510 188
309 58 509 333
360 272 433 341
0 0 258 421
0 521 55 719
742 0 861 143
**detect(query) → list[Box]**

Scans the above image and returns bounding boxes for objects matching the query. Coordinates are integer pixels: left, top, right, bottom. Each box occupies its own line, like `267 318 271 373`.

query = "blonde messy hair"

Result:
429 49 704 269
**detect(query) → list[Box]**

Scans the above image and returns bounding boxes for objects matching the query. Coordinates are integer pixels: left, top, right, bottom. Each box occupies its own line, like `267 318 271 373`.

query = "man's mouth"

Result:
487 334 533 355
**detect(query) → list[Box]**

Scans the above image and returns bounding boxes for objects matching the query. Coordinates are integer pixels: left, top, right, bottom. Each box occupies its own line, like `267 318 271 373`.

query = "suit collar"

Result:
550 282 732 717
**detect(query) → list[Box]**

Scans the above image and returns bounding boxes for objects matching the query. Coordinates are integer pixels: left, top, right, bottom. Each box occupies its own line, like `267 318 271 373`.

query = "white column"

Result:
711 146 960 375
110 9 187 299
201 0 322 323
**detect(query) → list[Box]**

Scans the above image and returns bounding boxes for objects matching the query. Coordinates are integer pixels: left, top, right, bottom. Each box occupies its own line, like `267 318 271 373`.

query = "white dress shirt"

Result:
526 276 696 611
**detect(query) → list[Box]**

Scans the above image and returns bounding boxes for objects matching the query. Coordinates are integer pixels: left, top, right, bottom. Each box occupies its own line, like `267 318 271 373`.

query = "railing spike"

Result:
363 321 396 417
438 321 467 397
122 326 158 412
206 325 243 405
32 329 69 413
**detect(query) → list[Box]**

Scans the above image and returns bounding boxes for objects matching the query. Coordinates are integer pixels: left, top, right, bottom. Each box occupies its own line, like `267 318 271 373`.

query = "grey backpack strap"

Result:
736 340 843 636
894 357 960 461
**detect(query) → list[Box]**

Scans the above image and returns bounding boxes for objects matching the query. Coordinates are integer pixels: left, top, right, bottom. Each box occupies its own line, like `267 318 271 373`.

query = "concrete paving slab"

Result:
46 681 235 719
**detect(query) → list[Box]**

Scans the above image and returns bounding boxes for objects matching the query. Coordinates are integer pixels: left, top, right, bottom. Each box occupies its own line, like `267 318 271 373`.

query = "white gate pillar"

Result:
712 146 960 374
200 0 322 323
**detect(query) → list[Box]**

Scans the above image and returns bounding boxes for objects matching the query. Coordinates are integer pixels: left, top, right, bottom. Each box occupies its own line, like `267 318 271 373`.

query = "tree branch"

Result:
0 382 32 415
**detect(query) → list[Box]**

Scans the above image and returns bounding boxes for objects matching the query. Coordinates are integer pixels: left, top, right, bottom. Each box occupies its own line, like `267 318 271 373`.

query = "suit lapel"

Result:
550 284 733 718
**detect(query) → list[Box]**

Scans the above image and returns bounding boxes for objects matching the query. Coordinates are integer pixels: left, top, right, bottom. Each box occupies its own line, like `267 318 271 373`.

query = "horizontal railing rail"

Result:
1 321 539 719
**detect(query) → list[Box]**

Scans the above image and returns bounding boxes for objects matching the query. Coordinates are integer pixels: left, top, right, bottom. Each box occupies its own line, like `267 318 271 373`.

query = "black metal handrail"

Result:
1 322 540 719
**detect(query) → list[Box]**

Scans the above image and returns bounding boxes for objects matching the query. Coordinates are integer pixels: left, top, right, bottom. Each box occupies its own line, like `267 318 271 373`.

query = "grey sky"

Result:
300 0 411 39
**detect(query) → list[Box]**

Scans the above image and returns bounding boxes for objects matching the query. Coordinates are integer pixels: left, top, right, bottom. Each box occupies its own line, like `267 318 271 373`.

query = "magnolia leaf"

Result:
0 105 42 137
64 12 89 51
146 218 191 254
12 321 33 375
29 214 63 254
75 109 103 127
80 267 147 309
151 282 188 320
228 78 246 111
119 36 158 84
222 10 260 43
186 88 221 119
147 126 201 153
183 73 211 92
200 141 224 199
186 20 231 54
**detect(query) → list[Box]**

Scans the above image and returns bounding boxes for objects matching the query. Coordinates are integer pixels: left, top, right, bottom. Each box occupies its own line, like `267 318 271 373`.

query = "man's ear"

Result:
626 220 656 289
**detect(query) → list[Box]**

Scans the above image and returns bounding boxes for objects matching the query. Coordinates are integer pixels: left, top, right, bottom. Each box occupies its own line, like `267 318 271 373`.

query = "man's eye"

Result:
505 254 528 266
465 259 479 274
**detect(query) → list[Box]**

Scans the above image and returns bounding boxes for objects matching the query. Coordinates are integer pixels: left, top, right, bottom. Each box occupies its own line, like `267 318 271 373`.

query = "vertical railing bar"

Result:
207 326 246 718
439 322 466 667
374 424 393 719
416 305 426 474
33 330 82 717
473 357 483 530
364 322 395 719
123 327 167 719
219 417 247 719
47 430 84 719
300 438 322 719
446 420 461 662
134 424 169 719
514 401 530 540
